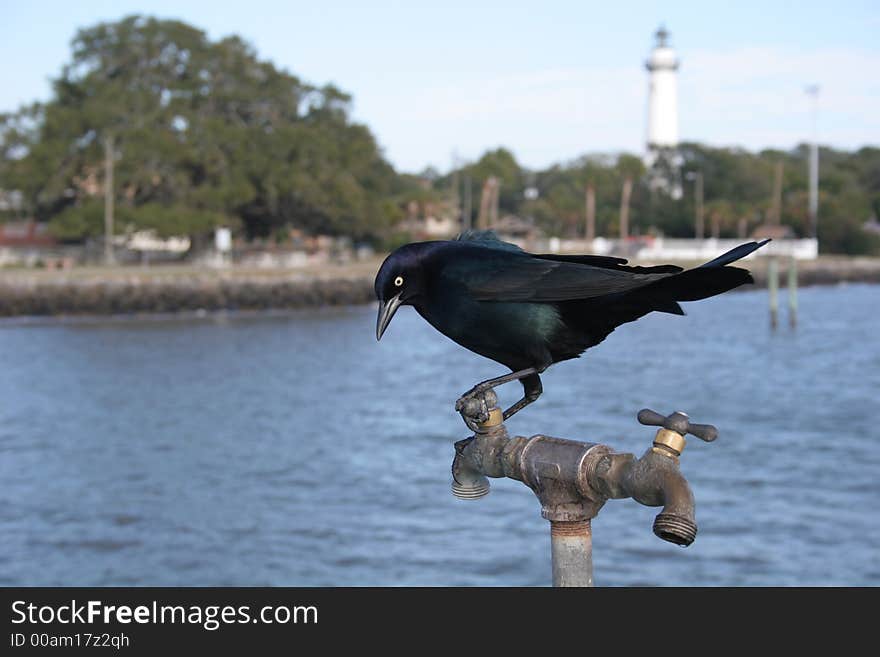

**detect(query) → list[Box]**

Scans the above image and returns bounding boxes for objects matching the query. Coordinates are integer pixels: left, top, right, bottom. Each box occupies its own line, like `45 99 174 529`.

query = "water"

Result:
1 284 878 586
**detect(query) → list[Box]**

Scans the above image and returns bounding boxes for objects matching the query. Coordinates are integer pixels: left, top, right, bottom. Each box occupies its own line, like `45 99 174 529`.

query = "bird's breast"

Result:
414 292 560 370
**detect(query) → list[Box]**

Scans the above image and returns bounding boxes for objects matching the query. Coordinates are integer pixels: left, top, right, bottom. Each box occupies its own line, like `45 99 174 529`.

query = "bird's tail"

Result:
697 238 771 269
638 239 771 313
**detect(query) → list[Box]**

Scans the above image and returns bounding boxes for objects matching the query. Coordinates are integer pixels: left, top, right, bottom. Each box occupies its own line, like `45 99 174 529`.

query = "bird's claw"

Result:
457 395 489 425
455 387 498 431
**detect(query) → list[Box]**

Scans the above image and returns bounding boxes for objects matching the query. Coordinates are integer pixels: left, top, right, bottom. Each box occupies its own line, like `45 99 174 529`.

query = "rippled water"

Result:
1 283 878 586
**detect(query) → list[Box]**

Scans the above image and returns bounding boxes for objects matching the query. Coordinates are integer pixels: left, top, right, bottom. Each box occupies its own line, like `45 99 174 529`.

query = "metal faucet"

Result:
451 390 718 587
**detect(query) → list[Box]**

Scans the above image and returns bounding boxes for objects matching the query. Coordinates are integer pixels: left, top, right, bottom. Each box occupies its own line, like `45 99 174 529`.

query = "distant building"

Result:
397 214 459 239
863 217 880 235
751 224 796 241
397 196 460 239
493 214 542 245
0 189 24 213
0 220 56 247
126 230 191 254
644 25 683 199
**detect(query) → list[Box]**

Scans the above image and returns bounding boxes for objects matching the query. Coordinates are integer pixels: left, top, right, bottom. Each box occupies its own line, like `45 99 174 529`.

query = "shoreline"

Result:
1 255 878 318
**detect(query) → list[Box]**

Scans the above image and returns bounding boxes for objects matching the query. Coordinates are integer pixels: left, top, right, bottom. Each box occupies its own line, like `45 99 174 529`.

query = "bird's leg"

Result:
455 367 539 428
456 367 539 407
502 373 543 421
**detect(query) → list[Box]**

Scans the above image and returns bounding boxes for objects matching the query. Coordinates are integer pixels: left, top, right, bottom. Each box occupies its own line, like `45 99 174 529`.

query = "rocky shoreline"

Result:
0 268 376 317
1 256 878 317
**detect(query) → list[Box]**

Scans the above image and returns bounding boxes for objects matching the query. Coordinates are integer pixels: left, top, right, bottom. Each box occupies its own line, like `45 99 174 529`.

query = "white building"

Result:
644 26 683 199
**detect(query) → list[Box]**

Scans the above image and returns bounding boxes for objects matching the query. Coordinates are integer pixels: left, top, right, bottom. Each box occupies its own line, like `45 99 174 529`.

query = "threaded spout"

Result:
653 512 697 546
451 437 491 500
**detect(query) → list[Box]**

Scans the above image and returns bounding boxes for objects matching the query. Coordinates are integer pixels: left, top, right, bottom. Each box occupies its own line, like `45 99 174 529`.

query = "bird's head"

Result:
374 244 427 341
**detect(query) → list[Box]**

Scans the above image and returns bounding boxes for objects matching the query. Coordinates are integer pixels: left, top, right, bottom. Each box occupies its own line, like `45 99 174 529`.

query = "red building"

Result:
0 220 56 247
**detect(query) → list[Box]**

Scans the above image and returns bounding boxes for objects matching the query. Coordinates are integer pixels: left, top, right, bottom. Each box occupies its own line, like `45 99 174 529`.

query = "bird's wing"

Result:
454 251 674 302
534 253 683 274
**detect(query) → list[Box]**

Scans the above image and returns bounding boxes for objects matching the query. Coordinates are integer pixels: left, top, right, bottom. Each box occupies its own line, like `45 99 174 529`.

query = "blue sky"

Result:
2 0 878 172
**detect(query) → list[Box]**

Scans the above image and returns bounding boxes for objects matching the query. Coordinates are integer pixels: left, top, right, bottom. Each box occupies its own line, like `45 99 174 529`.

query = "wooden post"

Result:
788 256 798 329
619 176 632 240
768 257 779 330
585 183 595 243
104 134 116 265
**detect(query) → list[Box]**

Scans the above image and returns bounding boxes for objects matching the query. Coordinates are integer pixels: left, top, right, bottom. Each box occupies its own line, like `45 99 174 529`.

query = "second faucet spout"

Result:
591 448 697 546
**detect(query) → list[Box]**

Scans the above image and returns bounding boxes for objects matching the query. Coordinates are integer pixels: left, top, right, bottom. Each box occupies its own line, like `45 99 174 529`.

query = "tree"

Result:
0 15 401 243
464 148 524 215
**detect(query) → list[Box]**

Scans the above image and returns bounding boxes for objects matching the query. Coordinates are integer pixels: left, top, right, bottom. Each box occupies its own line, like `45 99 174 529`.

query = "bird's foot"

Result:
455 387 498 432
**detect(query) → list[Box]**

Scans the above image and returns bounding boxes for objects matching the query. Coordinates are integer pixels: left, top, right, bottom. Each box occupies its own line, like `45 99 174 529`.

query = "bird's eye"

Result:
394 276 404 287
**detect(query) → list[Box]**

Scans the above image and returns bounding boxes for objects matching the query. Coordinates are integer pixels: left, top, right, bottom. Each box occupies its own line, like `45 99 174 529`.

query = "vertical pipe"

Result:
550 520 593 587
788 256 798 329
768 257 779 330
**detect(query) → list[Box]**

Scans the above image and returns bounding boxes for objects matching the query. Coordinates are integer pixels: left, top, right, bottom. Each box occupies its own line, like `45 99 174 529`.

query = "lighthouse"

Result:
644 25 683 199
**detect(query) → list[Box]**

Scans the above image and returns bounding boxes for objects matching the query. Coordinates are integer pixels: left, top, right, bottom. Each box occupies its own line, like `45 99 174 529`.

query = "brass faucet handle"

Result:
637 408 718 443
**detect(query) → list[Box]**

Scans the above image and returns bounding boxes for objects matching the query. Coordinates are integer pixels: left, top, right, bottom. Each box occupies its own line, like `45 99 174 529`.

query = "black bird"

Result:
375 230 768 423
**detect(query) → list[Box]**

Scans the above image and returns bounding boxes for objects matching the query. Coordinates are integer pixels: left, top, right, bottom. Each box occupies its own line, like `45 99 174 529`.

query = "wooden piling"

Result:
788 256 798 329
769 257 779 330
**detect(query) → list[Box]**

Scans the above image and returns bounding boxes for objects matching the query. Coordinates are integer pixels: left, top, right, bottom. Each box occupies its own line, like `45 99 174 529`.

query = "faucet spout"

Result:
591 448 697 546
451 437 491 499
627 449 697 546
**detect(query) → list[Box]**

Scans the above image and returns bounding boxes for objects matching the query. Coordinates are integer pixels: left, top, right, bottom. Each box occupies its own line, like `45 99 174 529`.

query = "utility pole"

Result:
685 171 704 239
585 183 595 242
478 177 500 230
463 175 472 231
477 178 492 230
806 85 820 238
771 160 784 225
619 176 632 240
490 179 500 229
451 151 460 229
104 134 116 265
696 173 703 239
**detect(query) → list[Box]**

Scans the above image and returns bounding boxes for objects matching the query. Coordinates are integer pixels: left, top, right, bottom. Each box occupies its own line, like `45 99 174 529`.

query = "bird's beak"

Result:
376 293 403 341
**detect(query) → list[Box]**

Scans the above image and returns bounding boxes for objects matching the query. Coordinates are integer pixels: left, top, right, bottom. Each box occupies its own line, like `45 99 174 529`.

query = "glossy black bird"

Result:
375 230 769 423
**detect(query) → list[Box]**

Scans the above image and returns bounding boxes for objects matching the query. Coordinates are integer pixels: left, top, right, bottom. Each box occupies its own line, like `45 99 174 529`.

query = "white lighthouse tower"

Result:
644 25 683 198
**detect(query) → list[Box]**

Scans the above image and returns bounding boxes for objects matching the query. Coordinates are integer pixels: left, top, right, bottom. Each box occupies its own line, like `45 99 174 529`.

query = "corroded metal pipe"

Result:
452 396 714 585
550 520 593 587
